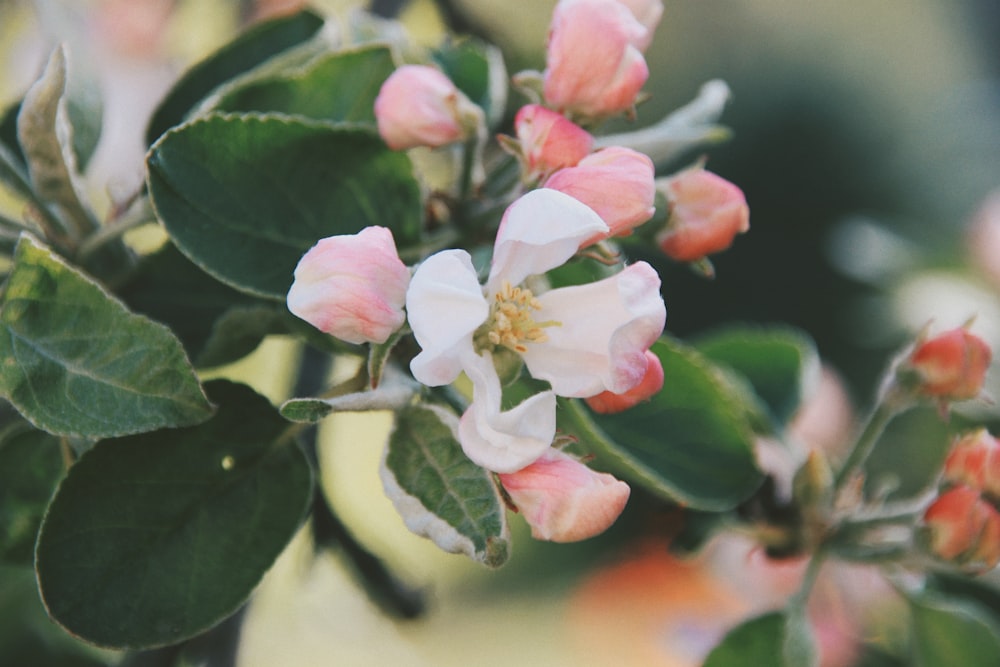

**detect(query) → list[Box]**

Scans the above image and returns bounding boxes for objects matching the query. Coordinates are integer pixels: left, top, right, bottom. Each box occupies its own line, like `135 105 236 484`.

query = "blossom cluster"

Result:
285 0 750 543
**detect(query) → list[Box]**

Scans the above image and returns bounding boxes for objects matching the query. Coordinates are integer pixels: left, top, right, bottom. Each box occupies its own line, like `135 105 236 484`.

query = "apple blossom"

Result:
655 167 750 263
543 0 650 119
906 326 991 402
374 64 481 150
585 349 663 414
498 448 631 542
287 226 409 345
510 103 593 183
543 146 656 243
406 188 666 472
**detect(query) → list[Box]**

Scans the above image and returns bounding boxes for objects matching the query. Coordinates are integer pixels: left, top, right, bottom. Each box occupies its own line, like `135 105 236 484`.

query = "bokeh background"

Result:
2 1 1000 665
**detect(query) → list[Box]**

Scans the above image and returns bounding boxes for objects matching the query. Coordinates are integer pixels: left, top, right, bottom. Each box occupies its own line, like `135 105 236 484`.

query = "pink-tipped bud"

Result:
544 146 656 244
512 104 593 183
923 485 1000 571
907 326 991 401
543 0 650 119
374 65 478 150
615 0 664 51
655 167 750 263
287 226 410 345
944 429 1000 500
585 349 663 414
498 448 630 542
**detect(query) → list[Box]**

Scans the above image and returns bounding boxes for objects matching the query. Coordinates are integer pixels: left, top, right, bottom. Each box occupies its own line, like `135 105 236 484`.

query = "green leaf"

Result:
120 242 288 367
432 37 507 129
0 234 213 438
0 99 24 168
864 407 952 501
16 45 97 237
380 404 509 568
0 416 62 563
35 380 313 649
927 572 1000 619
703 611 817 667
145 9 325 144
147 112 422 299
694 325 820 427
213 44 396 126
909 593 1000 666
561 336 763 510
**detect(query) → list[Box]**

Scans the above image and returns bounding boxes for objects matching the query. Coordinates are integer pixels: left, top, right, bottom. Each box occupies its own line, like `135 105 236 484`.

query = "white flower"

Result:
406 189 666 473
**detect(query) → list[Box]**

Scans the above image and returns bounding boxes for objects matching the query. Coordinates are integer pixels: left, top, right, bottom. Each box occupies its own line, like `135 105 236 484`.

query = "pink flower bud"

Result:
543 0 650 119
287 226 410 345
513 104 593 183
585 349 663 413
944 429 1000 499
907 326 991 401
615 0 663 51
655 168 750 262
543 146 656 244
498 448 630 542
923 485 1000 571
374 65 476 150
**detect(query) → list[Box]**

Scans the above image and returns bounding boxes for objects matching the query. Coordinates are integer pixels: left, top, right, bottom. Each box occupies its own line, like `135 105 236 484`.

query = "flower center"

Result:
478 281 559 354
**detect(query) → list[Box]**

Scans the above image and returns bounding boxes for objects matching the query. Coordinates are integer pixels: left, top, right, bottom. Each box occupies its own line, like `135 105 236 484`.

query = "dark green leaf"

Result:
694 325 819 427
213 44 396 126
147 112 422 299
35 380 313 649
120 242 288 367
561 336 763 510
432 37 507 129
0 417 62 563
145 9 325 144
381 405 509 567
0 234 213 438
909 593 1000 666
927 572 1000 619
703 610 817 667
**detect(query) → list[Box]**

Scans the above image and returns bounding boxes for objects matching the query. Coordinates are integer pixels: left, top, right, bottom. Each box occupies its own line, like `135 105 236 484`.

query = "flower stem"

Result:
833 392 908 491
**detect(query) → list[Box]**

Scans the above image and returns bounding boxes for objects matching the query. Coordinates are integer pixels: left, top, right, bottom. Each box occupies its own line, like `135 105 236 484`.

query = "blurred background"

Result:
2 0 1000 665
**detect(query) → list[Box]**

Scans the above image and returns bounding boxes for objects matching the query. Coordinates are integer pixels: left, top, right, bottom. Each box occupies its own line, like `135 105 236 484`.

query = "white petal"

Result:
458 351 556 473
487 189 608 292
521 261 665 396
407 249 489 386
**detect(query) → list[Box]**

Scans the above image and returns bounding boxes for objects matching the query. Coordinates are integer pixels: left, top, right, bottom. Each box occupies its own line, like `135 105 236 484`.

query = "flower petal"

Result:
488 189 608 292
521 261 665 396
498 448 631 542
407 249 489 386
458 351 556 473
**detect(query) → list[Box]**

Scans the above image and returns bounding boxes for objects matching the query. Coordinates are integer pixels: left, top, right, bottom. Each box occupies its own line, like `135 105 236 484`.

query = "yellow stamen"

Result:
480 281 559 354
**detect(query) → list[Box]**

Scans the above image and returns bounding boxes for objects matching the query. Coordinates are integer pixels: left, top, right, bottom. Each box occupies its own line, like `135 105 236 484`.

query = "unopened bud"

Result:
498 448 630 542
374 65 482 150
655 167 750 263
287 226 410 345
922 485 1000 572
507 104 593 184
906 326 991 402
544 146 656 244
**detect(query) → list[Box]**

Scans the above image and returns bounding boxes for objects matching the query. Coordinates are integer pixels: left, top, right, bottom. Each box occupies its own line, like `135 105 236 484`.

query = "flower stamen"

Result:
482 281 560 353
